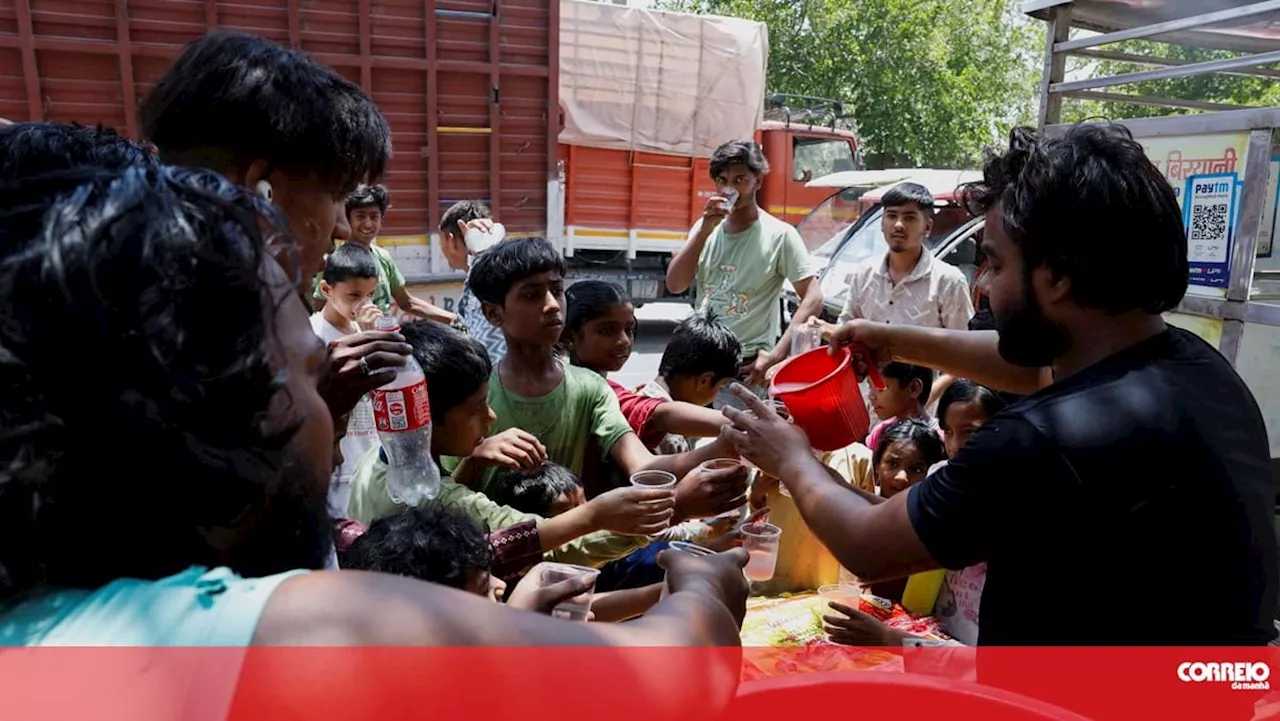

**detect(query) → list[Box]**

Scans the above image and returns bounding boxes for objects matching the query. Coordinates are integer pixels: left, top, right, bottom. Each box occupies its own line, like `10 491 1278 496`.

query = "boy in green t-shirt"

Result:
467 236 749 518
347 321 683 570
314 184 455 324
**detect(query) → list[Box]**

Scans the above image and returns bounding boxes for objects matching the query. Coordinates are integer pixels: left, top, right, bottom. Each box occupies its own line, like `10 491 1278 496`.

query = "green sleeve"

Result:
587 375 633 459
546 531 649 568
778 225 816 283
380 248 406 292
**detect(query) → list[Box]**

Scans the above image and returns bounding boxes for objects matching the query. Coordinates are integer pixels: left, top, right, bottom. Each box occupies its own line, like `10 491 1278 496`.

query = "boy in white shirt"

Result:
311 243 385 515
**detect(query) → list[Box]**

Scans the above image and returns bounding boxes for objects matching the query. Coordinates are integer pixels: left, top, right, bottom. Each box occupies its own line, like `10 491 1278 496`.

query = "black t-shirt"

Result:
908 327 1278 645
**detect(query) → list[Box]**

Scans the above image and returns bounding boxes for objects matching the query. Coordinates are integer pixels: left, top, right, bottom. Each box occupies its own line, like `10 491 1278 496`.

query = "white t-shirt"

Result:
310 313 379 518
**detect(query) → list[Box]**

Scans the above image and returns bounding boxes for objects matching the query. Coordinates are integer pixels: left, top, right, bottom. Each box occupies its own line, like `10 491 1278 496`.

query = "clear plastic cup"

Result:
630 470 677 490
719 187 739 212
741 522 782 582
818 583 866 607
539 563 599 621
668 541 715 557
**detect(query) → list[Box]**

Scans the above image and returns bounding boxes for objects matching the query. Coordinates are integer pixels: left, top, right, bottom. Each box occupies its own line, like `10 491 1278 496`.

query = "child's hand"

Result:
823 601 913 646
355 303 384 331
750 472 780 510
699 507 768 552
470 428 547 470
586 486 675 536
672 461 750 520
507 564 598 615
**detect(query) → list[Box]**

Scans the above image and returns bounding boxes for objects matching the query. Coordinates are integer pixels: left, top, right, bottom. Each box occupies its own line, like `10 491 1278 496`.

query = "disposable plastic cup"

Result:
668 541 715 557
630 470 677 490
539 563 599 622
741 522 782 582
818 583 867 607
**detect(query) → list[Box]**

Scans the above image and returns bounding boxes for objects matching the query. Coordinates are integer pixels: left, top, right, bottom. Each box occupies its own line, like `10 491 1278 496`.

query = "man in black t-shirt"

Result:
721 123 1278 647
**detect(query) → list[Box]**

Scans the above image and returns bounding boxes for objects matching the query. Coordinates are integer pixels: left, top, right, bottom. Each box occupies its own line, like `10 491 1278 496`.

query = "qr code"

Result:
1190 203 1228 241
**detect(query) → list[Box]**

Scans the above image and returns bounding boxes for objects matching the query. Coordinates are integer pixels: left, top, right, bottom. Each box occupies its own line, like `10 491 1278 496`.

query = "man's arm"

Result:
824 321 1049 396
759 275 822 376
779 452 937 581
252 551 750 718
666 218 716 294
392 286 457 324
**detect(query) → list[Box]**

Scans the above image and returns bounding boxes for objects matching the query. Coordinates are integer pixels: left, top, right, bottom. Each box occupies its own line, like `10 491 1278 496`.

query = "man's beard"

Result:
994 275 1070 368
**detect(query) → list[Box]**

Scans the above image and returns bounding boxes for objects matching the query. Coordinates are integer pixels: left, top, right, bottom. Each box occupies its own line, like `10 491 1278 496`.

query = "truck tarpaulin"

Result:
558 0 767 158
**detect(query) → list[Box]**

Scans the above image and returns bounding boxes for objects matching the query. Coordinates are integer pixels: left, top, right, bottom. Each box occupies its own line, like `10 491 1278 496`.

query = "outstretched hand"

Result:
719 384 812 479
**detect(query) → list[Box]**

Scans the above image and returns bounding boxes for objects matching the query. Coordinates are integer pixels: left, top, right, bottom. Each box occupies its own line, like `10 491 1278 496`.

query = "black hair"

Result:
564 280 630 338
0 122 156 181
881 182 935 217
140 30 391 194
659 309 741 382
936 379 1007 432
488 462 583 517
346 184 390 217
398 320 492 417
322 242 379 285
710 139 770 179
343 504 493 590
881 362 933 405
0 164 331 597
0 123 159 254
960 124 1187 315
440 200 492 235
467 236 566 306
873 418 947 470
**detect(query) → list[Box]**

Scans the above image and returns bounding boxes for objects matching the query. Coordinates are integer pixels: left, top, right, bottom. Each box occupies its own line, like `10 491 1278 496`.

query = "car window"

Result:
939 222 986 288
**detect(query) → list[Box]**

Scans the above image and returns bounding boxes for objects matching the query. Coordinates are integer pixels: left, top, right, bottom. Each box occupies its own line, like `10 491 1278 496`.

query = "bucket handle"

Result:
848 343 886 390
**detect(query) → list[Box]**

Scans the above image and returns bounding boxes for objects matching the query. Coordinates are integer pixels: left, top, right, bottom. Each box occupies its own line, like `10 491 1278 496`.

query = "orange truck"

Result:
0 0 858 308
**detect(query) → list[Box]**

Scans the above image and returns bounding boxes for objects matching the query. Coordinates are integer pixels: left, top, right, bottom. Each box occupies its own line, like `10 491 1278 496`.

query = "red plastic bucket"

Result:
768 346 884 451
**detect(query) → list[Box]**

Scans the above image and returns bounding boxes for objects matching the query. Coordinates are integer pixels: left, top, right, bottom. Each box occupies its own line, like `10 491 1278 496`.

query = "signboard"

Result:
1183 173 1238 288
1140 133 1249 211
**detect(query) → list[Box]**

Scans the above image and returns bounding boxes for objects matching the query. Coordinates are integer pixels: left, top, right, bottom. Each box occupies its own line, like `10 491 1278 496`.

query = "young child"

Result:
639 310 742 454
559 280 729 457
311 243 384 516
465 237 746 512
344 504 656 620
865 418 947 602
934 378 1008 472
345 504 506 600
864 362 940 452
825 383 1003 647
345 320 684 577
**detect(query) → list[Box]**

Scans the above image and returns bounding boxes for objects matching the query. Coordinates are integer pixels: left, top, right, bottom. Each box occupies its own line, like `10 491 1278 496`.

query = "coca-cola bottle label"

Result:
370 379 431 432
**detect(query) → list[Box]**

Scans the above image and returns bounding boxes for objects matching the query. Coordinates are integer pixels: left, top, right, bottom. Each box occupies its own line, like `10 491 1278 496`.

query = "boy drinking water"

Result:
466 237 749 519
311 243 385 514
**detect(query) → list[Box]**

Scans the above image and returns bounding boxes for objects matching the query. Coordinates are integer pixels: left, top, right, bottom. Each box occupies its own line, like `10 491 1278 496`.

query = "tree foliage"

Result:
655 0 1041 169
1061 40 1280 123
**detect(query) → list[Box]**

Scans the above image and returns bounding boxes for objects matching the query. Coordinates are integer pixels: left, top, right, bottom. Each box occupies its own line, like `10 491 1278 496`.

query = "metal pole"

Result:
1036 3 1072 128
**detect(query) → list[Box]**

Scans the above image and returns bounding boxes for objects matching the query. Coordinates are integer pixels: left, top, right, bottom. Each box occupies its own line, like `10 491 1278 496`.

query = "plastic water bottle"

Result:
369 316 440 505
